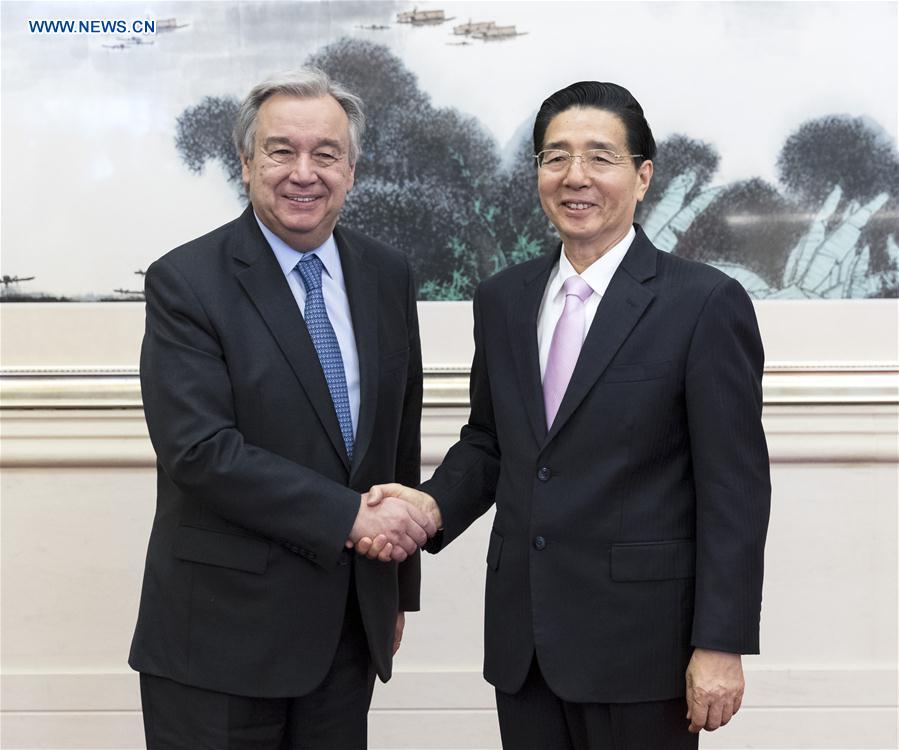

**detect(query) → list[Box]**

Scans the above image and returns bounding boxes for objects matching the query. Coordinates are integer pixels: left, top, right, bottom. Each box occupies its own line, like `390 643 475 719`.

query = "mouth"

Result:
561 201 596 211
283 194 322 204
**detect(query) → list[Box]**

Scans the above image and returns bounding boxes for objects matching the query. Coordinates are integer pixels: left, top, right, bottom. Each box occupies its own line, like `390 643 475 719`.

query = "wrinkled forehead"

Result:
542 106 629 152
255 94 350 142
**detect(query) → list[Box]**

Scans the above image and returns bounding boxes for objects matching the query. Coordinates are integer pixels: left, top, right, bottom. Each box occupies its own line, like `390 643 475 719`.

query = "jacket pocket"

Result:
610 539 695 581
173 525 270 574
380 347 409 374
603 360 671 383
486 529 504 571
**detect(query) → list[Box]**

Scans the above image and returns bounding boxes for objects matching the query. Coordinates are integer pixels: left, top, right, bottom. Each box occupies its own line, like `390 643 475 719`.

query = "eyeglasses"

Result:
260 145 346 169
534 149 643 172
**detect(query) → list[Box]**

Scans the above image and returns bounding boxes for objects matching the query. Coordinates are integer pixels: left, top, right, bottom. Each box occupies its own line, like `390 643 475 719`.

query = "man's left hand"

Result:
685 648 744 733
393 612 405 655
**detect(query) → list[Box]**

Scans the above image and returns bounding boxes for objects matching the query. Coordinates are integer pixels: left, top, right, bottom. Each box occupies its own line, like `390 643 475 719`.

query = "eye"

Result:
542 151 568 165
588 150 615 165
266 147 295 162
313 151 339 165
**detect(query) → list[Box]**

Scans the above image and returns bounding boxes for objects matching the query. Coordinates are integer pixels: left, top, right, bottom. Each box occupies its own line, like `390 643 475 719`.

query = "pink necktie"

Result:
543 275 594 429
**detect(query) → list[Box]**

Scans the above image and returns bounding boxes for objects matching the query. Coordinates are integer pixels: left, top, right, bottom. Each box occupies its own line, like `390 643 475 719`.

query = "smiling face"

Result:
241 94 356 251
537 107 652 260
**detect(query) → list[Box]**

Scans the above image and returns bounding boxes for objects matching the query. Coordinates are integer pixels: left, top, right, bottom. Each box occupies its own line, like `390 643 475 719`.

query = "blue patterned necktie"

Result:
295 254 354 462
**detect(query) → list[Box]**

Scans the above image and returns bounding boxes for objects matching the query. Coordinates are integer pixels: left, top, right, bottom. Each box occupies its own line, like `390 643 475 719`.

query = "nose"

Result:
288 153 318 184
562 156 591 187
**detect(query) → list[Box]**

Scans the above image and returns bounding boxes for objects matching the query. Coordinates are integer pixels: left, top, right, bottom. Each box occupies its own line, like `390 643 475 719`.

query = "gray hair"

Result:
233 68 365 165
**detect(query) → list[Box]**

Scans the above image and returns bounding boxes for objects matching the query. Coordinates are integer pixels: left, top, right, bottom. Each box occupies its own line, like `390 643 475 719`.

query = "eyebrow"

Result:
260 136 344 151
261 136 292 149
543 139 620 151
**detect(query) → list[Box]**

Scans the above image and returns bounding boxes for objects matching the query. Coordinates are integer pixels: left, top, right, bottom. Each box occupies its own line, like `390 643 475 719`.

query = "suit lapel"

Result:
334 226 378 481
544 229 658 446
508 252 558 447
232 208 351 471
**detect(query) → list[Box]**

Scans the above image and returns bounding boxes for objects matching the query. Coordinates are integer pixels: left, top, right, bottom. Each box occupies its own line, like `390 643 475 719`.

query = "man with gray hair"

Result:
129 68 433 748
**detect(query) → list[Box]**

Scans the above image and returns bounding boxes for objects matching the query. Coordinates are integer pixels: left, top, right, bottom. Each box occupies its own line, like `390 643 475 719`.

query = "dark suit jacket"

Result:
423 226 770 704
129 206 423 698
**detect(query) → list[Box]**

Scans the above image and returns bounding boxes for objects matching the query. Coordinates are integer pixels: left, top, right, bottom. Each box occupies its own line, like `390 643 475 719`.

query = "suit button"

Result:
533 536 546 550
537 467 551 482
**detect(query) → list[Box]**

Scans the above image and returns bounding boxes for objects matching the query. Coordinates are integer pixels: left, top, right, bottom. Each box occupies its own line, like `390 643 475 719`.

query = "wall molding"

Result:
2 364 897 466
2 363 898 410
1 404 896 467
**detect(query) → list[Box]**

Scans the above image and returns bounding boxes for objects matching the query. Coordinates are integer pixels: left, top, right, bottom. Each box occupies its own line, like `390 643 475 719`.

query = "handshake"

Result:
346 484 443 562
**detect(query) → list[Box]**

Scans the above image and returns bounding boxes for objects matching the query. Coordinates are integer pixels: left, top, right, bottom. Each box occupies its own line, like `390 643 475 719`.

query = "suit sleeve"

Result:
685 276 771 654
396 256 423 611
140 257 361 569
422 285 502 552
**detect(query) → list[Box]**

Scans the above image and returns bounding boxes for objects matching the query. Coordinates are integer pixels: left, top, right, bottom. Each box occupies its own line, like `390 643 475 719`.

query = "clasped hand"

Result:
346 484 442 562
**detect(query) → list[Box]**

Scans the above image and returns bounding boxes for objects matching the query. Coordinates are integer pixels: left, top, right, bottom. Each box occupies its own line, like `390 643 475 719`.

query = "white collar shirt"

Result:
537 227 635 381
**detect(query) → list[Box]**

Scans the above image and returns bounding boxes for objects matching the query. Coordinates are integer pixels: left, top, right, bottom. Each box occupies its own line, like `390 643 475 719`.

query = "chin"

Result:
280 216 323 233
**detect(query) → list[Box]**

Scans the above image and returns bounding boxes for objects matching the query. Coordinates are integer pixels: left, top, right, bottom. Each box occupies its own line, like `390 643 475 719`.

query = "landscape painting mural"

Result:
1 1 896 300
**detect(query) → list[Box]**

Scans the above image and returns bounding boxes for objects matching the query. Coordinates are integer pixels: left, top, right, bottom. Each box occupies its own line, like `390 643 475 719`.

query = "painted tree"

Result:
670 118 898 299
308 38 502 298
676 178 803 287
171 43 898 299
637 134 722 252
776 115 898 297
174 96 242 187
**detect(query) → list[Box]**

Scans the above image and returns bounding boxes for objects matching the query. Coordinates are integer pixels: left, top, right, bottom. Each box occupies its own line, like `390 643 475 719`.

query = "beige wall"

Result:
1 301 897 749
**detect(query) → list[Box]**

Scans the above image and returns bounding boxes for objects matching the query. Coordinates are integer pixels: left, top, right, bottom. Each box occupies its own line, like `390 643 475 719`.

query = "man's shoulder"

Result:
654 245 740 296
648 248 757 332
151 213 247 275
477 253 553 297
335 224 409 272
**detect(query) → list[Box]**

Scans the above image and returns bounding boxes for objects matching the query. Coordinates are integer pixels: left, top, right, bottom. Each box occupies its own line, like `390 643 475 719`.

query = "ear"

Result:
240 153 251 185
346 160 356 194
634 159 653 202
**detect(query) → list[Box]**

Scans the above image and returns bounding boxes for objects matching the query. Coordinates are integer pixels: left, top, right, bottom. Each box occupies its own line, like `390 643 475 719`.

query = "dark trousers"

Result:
139 586 376 750
495 655 698 750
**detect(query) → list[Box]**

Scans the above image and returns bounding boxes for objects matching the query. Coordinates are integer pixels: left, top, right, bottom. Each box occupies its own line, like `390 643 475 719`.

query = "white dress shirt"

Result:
537 227 635 381
255 215 360 438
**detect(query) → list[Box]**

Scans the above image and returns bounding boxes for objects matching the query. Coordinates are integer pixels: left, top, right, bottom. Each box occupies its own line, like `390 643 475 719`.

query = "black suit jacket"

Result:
423 227 770 703
129 207 423 698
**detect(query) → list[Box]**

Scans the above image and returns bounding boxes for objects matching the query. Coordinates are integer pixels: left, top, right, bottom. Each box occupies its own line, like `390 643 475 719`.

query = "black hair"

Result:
533 81 656 165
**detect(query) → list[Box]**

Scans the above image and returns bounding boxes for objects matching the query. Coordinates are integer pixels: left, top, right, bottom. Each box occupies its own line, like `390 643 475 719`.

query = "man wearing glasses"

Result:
129 69 435 748
362 81 771 748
